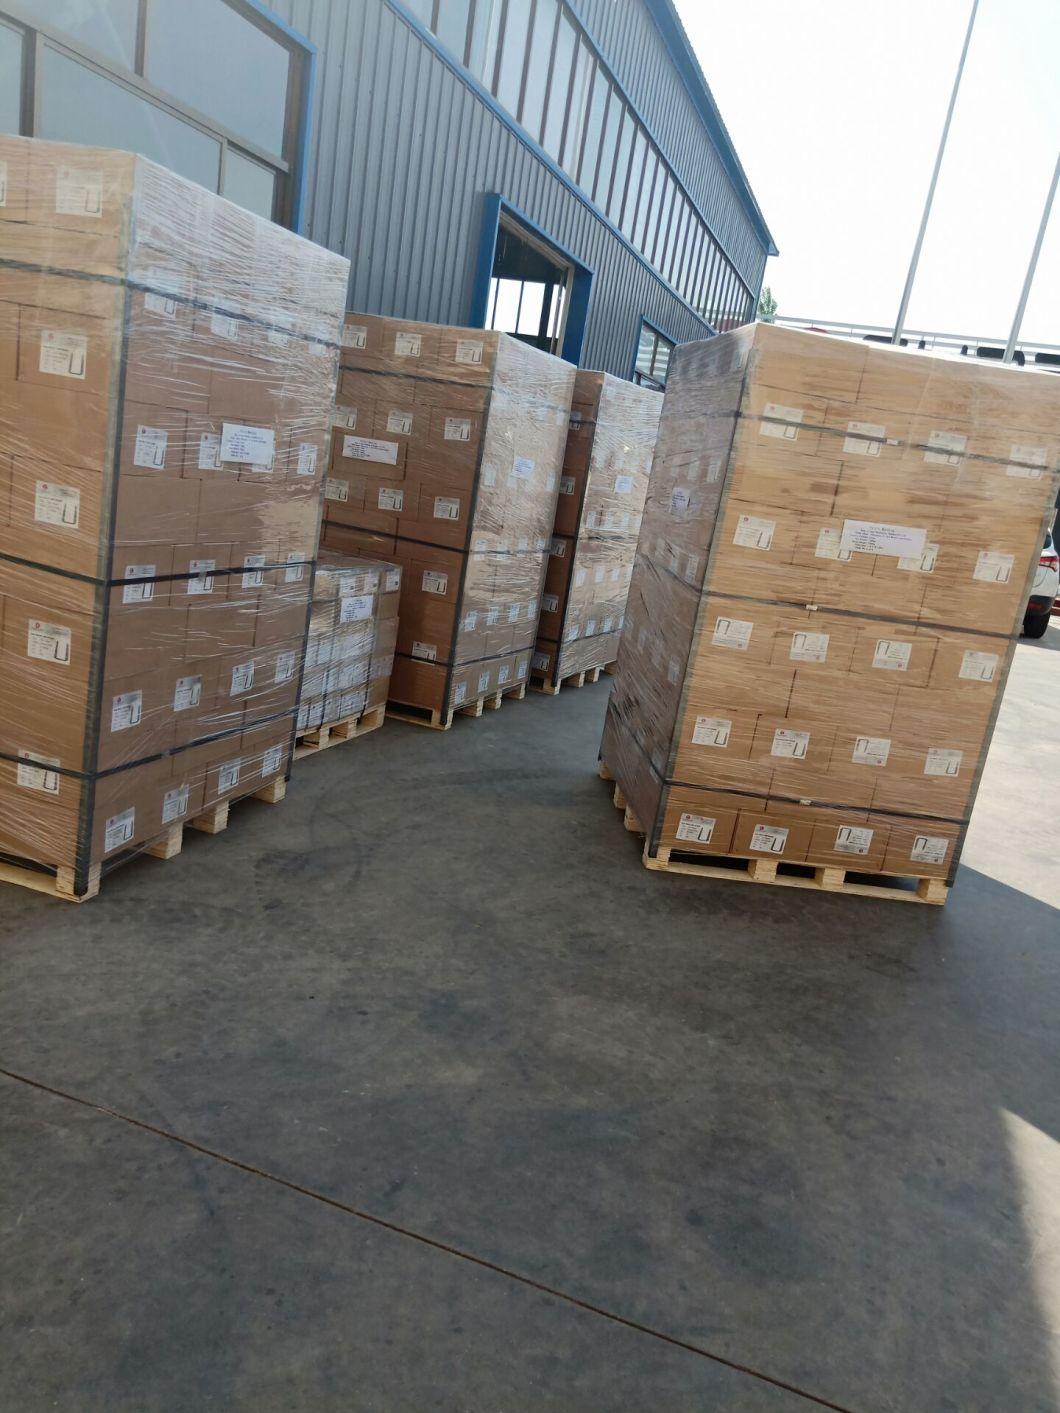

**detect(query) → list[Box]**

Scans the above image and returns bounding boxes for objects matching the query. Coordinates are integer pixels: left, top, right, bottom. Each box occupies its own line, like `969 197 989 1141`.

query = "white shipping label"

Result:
692 715 732 748
834 825 874 856
462 610 478 631
670 487 690 514
815 527 852 562
1008 443 1047 473
760 402 803 439
384 568 401 592
542 593 559 613
434 496 461 520
898 542 938 574
559 476 576 495
394 332 422 357
386 409 414 435
734 514 776 551
512 455 535 480
27 619 71 664
210 313 240 341
343 435 400 465
873 639 912 672
574 569 587 588
16 751 61 795
144 290 177 317
614 474 635 494
455 338 484 364
173 675 203 712
481 465 497 488
959 650 999 683
198 433 224 472
296 443 318 477
122 565 156 604
218 760 241 794
532 652 550 671
508 604 521 624
750 824 789 854
33 481 81 528
912 834 949 866
772 728 810 759
231 661 255 695
925 747 962 777
377 487 404 512
974 550 1013 585
39 330 87 379
444 417 472 442
274 651 297 684
422 570 448 596
585 511 598 529
852 735 891 767
412 641 437 661
104 807 136 854
162 785 190 825
342 324 367 349
789 631 829 664
56 165 103 216
220 422 275 466
549 537 566 557
242 555 266 589
340 593 373 622
924 429 967 465
284 555 305 584
594 566 606 584
711 617 753 651
843 421 885 456
453 682 468 705
331 408 358 430
486 606 500 626
134 424 168 469
478 672 491 693
498 664 511 685
676 813 716 844
0 159 7 207
187 559 216 594
324 478 349 503
840 519 927 559
110 690 143 733
262 744 284 777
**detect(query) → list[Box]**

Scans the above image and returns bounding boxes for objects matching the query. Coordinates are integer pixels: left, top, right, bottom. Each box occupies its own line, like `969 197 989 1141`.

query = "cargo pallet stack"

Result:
602 322 1059 905
532 371 660 694
321 314 574 729
0 136 348 901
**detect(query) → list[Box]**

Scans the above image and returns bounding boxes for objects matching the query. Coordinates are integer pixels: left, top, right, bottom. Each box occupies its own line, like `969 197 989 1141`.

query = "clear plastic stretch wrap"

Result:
321 314 576 716
603 322 1060 885
297 552 401 735
533 370 661 687
0 135 349 896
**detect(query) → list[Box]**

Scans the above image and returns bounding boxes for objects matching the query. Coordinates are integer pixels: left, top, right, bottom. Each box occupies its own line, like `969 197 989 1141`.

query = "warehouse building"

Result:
0 0 774 382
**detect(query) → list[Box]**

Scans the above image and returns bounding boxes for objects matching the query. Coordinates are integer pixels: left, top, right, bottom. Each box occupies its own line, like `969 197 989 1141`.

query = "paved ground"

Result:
2 624 1058 1412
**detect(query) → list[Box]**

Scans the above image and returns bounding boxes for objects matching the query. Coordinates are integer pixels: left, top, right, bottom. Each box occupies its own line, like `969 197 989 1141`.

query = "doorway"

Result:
486 216 572 356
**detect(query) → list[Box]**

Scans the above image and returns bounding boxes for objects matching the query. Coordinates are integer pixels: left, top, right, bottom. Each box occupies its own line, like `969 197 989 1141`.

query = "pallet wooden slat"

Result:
388 682 526 731
295 704 386 759
530 664 610 696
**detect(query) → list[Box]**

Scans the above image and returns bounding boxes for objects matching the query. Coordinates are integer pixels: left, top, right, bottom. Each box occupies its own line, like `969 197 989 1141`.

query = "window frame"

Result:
630 318 676 390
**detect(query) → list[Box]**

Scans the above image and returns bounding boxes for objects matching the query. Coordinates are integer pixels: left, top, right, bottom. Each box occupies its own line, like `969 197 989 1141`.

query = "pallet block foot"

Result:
613 783 627 810
190 801 230 835
253 776 286 805
55 865 101 902
145 825 184 860
598 760 614 781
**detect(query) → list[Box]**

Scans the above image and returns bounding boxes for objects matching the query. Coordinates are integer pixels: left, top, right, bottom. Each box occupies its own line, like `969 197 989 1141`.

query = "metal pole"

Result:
891 0 979 345
1003 150 1060 363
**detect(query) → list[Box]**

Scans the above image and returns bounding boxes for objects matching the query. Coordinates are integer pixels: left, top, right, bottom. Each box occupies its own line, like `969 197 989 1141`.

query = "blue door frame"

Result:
470 194 593 366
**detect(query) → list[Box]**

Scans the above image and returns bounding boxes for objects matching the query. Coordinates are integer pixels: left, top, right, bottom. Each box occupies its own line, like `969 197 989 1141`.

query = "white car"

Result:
1023 529 1059 639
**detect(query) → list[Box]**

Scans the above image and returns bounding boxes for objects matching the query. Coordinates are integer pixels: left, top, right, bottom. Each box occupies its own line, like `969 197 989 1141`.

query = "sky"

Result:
675 0 1060 344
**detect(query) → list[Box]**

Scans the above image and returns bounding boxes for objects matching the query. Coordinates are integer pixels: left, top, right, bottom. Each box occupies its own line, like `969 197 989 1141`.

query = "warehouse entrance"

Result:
486 215 572 356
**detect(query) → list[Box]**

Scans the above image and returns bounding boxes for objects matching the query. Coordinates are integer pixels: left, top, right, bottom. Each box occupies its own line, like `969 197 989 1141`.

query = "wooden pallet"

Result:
600 766 948 906
0 776 287 904
531 663 611 695
387 682 526 731
295 704 386 759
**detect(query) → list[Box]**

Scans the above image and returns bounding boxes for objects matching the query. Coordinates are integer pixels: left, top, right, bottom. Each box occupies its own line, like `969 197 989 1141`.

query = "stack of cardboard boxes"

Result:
603 322 1058 890
533 371 661 689
297 552 400 739
321 314 575 719
0 136 348 896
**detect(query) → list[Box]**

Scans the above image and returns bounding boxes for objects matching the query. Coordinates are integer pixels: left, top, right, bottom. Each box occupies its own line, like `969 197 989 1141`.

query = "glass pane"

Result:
520 0 557 142
577 61 607 190
653 174 674 268
494 0 530 115
40 47 222 189
652 338 672 383
560 37 591 177
403 0 433 23
547 282 566 339
0 22 22 134
541 13 575 159
516 281 545 334
434 0 471 57
664 191 685 282
32 0 138 68
490 278 522 331
635 325 655 376
223 148 276 220
468 0 502 80
607 108 633 222
633 151 657 250
146 0 290 156
620 128 645 238
592 83 620 206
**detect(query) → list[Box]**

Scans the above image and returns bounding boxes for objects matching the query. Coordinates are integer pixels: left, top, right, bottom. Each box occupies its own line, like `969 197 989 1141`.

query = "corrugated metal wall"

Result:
271 0 768 376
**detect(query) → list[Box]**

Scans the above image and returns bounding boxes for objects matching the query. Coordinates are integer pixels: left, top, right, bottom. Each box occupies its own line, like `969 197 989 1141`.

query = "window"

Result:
541 12 575 160
0 20 22 133
633 323 674 390
520 0 558 142
0 1 309 228
577 61 607 190
560 37 592 176
487 216 572 356
492 0 531 118
434 0 471 59
39 48 222 190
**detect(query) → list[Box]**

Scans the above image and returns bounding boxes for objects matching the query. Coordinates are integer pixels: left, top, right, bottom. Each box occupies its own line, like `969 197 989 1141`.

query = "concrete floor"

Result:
2 626 1059 1413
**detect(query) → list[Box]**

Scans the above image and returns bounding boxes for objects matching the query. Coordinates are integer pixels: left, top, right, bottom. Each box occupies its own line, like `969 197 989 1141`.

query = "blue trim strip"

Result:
382 0 751 323
469 193 503 328
563 265 593 365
